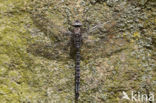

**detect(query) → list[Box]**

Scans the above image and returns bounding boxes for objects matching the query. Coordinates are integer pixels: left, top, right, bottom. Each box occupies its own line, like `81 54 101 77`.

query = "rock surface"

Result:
0 0 155 103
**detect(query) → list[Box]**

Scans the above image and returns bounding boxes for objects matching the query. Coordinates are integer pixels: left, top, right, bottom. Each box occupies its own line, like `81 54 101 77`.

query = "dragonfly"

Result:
27 0 131 102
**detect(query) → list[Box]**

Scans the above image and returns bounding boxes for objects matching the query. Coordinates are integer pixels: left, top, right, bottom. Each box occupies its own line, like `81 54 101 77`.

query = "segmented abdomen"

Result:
74 34 81 101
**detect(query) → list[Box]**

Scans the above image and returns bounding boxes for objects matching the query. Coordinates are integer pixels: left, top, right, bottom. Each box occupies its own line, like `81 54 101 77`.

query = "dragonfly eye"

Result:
72 20 82 27
75 33 81 37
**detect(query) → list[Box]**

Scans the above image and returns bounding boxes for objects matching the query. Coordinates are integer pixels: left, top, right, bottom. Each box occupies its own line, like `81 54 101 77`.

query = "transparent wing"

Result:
81 2 129 59
82 1 127 37
27 0 74 60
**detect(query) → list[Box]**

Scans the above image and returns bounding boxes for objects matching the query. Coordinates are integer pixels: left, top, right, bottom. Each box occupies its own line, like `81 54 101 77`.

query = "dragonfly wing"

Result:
81 35 128 60
81 2 128 59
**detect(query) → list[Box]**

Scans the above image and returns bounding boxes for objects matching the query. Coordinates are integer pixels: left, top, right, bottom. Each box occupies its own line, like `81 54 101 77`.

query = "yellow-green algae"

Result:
0 0 39 102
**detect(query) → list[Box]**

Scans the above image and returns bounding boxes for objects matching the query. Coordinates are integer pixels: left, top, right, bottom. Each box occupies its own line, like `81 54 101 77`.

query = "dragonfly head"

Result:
72 20 82 27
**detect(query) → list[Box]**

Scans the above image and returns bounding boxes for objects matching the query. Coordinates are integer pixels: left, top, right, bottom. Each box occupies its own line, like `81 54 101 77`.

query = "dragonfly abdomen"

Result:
75 49 80 101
